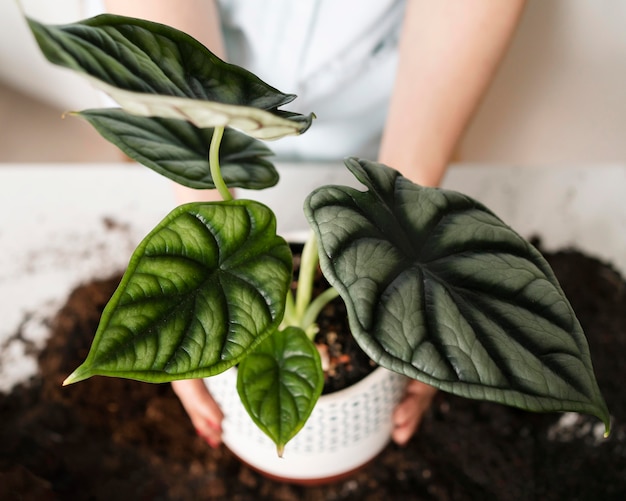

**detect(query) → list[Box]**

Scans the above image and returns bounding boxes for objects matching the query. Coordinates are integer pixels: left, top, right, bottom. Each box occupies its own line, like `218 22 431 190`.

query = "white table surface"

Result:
2 162 625 391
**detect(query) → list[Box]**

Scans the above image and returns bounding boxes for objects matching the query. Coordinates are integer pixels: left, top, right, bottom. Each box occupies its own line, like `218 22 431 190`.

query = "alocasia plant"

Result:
25 12 610 456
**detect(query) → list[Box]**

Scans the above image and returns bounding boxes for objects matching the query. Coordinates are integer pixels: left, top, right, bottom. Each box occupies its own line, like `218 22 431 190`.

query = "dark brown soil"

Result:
1 248 625 500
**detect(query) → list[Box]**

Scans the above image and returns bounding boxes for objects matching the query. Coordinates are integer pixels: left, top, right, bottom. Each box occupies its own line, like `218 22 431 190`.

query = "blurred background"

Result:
1 0 626 165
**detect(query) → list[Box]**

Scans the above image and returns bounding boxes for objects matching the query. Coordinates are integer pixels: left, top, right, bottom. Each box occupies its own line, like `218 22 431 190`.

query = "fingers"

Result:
391 379 437 446
171 377 436 449
172 378 224 448
192 392 223 448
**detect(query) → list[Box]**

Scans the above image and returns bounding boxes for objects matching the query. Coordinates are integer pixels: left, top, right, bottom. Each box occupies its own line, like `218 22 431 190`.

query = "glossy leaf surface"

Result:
78 109 278 190
27 15 313 139
237 327 324 455
65 200 292 384
305 158 610 429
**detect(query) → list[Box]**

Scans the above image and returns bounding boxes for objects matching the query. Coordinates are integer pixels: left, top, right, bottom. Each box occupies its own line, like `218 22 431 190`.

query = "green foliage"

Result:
305 158 610 430
27 14 314 140
27 10 610 455
77 109 278 190
238 327 324 456
65 201 293 384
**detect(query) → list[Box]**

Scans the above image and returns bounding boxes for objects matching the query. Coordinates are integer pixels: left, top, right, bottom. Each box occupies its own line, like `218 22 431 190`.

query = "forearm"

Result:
379 0 526 187
105 0 226 204
104 0 225 58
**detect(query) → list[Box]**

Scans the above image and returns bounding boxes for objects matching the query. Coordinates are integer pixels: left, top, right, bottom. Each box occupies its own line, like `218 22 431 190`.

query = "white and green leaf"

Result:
27 14 313 140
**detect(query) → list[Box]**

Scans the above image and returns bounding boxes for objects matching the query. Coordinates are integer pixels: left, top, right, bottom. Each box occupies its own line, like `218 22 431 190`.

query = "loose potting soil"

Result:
1 247 625 500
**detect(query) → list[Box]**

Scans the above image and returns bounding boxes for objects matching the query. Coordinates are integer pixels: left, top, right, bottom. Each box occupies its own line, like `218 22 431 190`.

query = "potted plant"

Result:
25 12 610 482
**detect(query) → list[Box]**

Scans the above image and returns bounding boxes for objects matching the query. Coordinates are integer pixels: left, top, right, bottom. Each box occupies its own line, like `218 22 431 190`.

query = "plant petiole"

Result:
208 125 232 201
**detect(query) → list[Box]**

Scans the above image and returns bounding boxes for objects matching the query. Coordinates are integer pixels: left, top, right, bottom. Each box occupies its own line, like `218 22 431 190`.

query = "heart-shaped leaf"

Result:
65 200 292 385
237 327 324 456
27 15 313 139
305 158 610 431
77 109 278 190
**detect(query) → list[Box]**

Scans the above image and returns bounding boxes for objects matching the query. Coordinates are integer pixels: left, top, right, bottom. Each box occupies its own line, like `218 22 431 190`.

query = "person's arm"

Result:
379 0 527 187
105 0 227 203
385 0 526 445
105 0 225 57
105 0 227 445
106 0 227 204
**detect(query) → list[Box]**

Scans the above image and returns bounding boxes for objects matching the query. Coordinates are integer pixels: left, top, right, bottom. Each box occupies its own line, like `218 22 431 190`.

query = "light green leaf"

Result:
27 14 313 140
305 158 610 431
237 327 324 456
77 109 278 190
65 200 292 384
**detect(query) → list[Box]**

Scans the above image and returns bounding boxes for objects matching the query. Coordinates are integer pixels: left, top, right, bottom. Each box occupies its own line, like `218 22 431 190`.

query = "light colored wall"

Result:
0 81 120 162
2 0 626 165
459 0 626 165
1 0 103 111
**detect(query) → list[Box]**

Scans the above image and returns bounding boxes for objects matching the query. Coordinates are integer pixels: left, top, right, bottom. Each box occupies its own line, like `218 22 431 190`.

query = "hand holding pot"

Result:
172 377 437 447
392 380 438 446
171 379 224 448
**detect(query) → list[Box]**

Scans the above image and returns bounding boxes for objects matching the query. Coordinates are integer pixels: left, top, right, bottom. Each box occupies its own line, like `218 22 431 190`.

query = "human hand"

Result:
171 378 224 448
391 379 438 446
172 376 435 448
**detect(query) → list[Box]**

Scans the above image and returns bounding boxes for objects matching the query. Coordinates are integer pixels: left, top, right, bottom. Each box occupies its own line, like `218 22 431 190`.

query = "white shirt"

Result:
85 0 406 160
218 0 405 160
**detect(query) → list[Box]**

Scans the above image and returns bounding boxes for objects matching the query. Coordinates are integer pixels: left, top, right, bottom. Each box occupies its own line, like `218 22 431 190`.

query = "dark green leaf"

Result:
65 200 292 384
305 158 610 430
27 14 314 139
237 327 324 455
78 109 278 190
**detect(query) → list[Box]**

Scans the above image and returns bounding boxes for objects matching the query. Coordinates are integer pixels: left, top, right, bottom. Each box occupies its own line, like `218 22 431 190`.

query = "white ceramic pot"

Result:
205 364 407 483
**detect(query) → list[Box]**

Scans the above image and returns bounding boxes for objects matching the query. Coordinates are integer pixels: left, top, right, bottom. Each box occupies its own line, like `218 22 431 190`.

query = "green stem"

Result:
301 287 339 340
280 232 340 340
282 290 297 329
295 233 318 321
209 126 232 201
